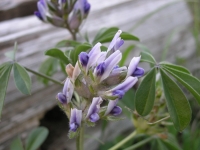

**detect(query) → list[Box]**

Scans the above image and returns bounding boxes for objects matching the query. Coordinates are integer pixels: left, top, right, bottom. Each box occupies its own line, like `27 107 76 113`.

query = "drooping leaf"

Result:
135 68 156 116
45 48 69 64
119 45 135 66
10 137 24 150
160 62 190 74
13 63 31 95
162 66 200 105
140 51 157 65
0 62 13 119
56 40 81 48
160 69 191 131
120 32 139 41
38 58 59 85
26 127 49 150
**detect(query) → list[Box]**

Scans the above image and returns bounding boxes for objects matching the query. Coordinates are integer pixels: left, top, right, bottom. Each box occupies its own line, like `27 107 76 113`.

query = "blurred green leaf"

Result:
140 51 157 65
26 127 49 150
106 116 125 121
13 63 31 95
45 48 69 64
121 32 139 41
68 129 79 139
135 68 156 116
56 40 80 48
10 137 24 150
5 42 17 60
0 62 13 119
38 58 58 85
160 69 191 131
156 138 168 150
162 66 200 105
160 62 190 74
119 45 135 67
161 139 181 150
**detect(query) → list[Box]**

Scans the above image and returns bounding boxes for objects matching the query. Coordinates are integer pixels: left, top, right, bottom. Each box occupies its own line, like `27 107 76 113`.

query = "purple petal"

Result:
110 106 122 116
62 78 74 103
127 56 141 77
37 1 46 20
34 11 43 20
112 90 125 99
86 43 101 72
57 92 67 104
112 76 138 92
70 108 76 124
104 99 118 115
72 62 81 82
70 122 79 132
108 30 122 51
86 97 102 118
75 109 82 126
95 62 106 76
83 0 90 14
79 52 89 66
89 113 99 122
100 50 122 82
114 38 124 50
132 67 144 77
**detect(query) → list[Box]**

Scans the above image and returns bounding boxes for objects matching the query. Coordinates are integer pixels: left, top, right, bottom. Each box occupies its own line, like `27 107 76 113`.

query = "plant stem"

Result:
124 136 154 150
108 130 137 150
24 67 63 85
76 124 84 150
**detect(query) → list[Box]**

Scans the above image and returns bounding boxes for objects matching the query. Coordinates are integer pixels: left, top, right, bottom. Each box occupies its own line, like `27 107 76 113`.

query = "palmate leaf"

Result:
0 62 13 119
25 127 49 150
160 62 190 74
13 63 31 95
135 68 156 116
160 69 191 131
161 64 200 104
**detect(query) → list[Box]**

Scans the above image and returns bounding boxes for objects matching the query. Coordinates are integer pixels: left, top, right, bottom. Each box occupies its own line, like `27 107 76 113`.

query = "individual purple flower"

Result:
79 52 89 67
35 0 47 21
108 30 124 52
104 99 122 116
86 97 103 122
57 78 74 104
70 108 82 132
127 56 141 77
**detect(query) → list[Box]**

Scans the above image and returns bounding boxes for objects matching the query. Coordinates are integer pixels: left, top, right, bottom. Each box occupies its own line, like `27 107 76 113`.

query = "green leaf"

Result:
13 63 31 95
92 27 119 44
106 116 125 121
5 42 17 60
162 66 200 105
38 58 58 85
161 139 181 150
70 43 92 64
119 45 135 67
135 68 156 116
156 139 168 150
160 69 191 131
26 127 49 150
10 137 24 150
140 51 157 65
160 62 190 74
45 48 69 64
120 32 139 41
0 62 13 119
56 40 80 48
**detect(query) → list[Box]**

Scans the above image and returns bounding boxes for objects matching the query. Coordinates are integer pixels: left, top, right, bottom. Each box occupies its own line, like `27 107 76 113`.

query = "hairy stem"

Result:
24 67 62 85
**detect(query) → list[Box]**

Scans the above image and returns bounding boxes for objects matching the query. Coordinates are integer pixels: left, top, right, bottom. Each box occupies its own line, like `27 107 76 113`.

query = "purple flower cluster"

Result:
34 0 90 30
57 30 144 132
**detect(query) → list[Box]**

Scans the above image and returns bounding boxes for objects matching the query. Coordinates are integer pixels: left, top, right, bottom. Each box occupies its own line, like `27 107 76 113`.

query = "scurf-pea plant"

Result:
1 0 200 150
56 30 144 135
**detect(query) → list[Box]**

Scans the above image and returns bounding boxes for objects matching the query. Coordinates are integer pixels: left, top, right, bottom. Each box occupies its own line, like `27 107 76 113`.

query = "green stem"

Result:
108 130 137 150
76 124 84 150
124 136 154 150
24 67 62 85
